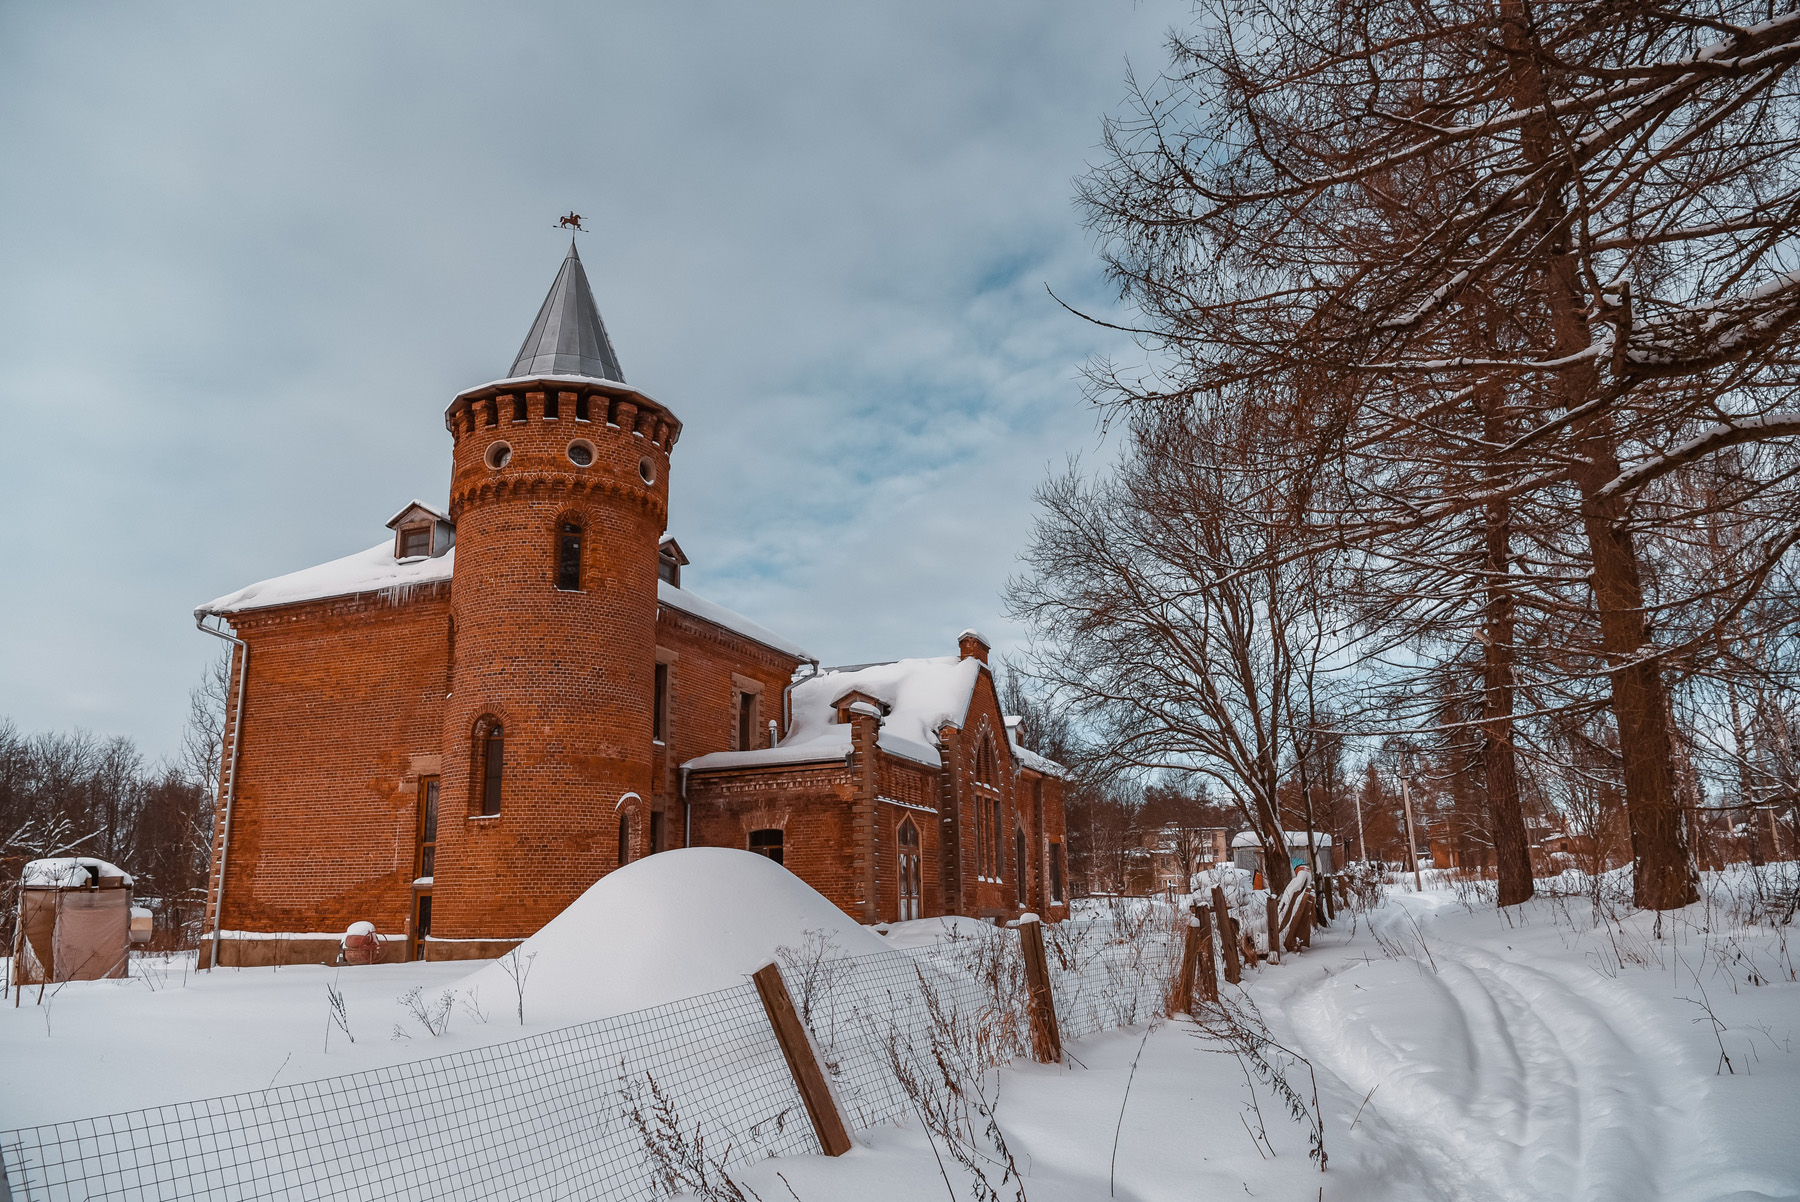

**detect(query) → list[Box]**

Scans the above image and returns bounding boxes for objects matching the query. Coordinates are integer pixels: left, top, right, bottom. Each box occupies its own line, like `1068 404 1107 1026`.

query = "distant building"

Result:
1230 831 1334 877
194 244 1068 967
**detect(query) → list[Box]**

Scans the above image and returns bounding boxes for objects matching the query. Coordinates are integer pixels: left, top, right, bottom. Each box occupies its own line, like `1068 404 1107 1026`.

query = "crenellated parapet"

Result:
442 379 679 523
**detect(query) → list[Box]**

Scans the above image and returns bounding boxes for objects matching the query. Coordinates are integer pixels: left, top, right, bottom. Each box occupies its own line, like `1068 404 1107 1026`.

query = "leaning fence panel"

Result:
782 941 1031 1135
0 981 814 1202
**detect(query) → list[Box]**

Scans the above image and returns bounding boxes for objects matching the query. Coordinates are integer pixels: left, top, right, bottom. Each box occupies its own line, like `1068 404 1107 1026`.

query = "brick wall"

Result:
651 607 802 838
206 584 451 950
685 754 949 924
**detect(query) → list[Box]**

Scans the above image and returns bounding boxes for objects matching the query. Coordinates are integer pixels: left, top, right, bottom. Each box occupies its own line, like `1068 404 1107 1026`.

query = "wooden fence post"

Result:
1211 885 1241 985
1194 904 1219 1003
1265 895 1280 964
1170 907 1203 1016
752 962 853 1157
1017 914 1063 1063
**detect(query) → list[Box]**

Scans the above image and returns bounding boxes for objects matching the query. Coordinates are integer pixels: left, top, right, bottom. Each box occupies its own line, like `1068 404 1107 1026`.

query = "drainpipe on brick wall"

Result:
680 765 692 847
195 613 249 972
782 658 820 738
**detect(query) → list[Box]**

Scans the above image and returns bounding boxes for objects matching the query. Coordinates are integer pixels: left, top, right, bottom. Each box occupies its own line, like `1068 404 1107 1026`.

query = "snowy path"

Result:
1282 894 1701 1202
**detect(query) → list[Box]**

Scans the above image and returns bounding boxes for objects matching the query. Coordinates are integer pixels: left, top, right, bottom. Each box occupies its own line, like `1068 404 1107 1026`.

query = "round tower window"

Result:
639 456 657 485
567 440 595 467
485 441 513 470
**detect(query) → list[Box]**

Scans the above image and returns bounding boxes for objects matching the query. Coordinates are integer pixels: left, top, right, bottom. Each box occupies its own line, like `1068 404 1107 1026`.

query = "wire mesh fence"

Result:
1042 909 1185 1041
0 981 813 1202
1 914 1184 1202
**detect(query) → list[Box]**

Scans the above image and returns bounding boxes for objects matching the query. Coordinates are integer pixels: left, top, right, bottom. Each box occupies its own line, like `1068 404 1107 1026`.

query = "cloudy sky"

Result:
0 2 1181 761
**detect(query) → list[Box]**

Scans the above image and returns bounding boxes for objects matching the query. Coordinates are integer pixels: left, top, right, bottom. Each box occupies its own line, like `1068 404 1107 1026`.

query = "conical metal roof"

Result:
508 240 625 382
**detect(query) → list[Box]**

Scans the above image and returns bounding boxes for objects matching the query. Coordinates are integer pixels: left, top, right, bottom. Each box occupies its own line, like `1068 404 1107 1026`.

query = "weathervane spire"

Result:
509 236 624 382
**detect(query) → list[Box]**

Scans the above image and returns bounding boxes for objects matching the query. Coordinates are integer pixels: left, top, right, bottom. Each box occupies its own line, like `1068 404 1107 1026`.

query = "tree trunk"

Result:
1255 762 1293 895
1501 3 1697 909
1481 385 1534 906
1725 672 1765 867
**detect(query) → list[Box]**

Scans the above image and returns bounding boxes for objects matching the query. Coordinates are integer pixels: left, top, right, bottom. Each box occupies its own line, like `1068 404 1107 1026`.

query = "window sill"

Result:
467 813 501 822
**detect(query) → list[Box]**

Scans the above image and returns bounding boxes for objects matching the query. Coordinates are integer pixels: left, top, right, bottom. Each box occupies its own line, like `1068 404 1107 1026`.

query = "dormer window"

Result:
658 537 689 588
386 501 454 560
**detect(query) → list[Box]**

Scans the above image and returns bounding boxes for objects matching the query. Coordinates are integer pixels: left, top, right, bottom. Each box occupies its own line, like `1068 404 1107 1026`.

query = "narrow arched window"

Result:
556 520 583 591
618 814 631 866
479 722 503 816
897 818 920 920
971 735 1002 880
1015 824 1027 906
973 739 996 785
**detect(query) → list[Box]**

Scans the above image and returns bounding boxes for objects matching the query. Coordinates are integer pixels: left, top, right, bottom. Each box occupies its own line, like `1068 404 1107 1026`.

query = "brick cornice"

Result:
449 470 666 522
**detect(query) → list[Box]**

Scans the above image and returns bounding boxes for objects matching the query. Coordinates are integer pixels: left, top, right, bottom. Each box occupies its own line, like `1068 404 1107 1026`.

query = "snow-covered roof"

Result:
197 540 457 617
1231 831 1333 848
657 581 809 660
1011 743 1070 780
689 653 1038 775
1003 714 1070 779
386 500 449 529
195 525 811 665
22 857 133 888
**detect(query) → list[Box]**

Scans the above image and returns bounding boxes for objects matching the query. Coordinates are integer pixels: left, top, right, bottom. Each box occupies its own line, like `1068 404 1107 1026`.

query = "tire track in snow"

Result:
1283 905 1667 1202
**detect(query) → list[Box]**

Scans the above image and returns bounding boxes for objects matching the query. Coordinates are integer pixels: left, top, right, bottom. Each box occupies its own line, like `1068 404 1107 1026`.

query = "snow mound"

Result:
458 847 890 1027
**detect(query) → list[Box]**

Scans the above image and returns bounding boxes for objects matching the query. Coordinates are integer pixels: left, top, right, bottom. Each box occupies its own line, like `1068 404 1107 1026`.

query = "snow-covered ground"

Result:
738 876 1800 1201
4 865 1797 1200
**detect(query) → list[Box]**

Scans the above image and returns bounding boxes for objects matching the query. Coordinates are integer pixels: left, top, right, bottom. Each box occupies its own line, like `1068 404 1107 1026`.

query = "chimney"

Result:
957 628 990 663
847 700 882 922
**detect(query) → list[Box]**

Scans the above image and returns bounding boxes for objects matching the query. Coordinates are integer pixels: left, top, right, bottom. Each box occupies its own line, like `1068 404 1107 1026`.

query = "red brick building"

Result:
194 243 1068 966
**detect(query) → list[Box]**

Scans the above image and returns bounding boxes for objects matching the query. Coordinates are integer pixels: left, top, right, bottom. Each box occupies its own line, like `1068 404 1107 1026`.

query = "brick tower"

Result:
431 241 681 945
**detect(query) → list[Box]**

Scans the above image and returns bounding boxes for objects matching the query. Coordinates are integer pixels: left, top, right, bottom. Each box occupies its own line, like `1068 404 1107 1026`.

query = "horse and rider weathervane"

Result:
557 212 586 233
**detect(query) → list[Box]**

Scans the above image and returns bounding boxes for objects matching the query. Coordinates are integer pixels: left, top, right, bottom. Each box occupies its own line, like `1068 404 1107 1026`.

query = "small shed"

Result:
1231 831 1334 877
10 857 135 986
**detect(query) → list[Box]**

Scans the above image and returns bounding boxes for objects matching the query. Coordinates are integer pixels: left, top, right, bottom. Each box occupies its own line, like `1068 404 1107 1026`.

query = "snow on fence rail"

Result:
0 917 1188 1201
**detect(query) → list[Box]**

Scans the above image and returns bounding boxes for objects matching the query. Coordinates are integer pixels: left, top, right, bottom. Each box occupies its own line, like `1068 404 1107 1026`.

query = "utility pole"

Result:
1354 781 1368 869
1399 750 1423 892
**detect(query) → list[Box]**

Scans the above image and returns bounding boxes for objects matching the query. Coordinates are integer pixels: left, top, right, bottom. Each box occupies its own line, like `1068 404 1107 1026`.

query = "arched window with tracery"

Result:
972 735 1002 881
897 817 921 920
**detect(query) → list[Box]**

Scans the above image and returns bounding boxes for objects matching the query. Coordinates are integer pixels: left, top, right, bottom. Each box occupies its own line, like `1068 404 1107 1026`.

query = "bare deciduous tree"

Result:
1073 0 1800 908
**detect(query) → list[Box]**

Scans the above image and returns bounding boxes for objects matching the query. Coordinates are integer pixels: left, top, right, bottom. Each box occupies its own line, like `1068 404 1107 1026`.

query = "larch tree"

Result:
1075 0 1800 908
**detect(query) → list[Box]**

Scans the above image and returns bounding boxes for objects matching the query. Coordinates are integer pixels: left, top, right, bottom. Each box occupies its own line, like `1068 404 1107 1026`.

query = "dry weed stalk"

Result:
619 1070 764 1202
1189 993 1327 1171
393 985 454 1037
876 964 1029 1202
